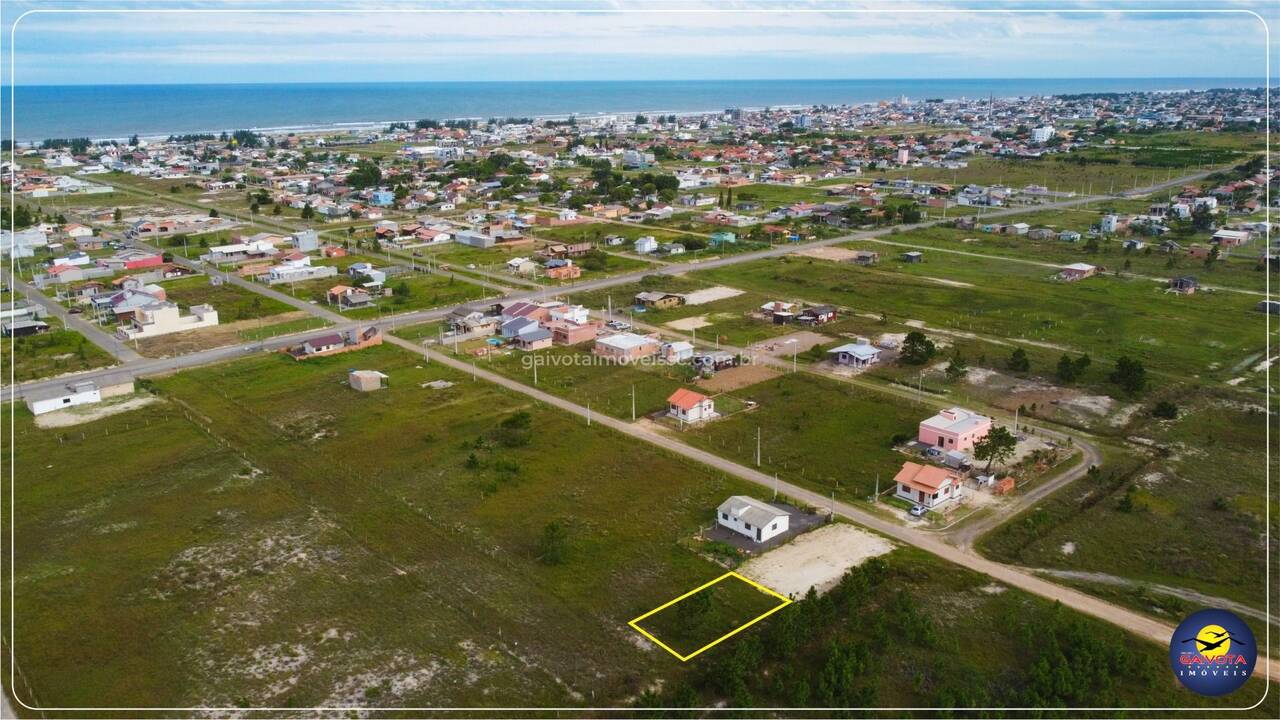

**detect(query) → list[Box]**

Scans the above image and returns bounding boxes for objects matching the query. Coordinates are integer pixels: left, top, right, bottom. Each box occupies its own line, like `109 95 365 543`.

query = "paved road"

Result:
395 333 1279 682
6 273 142 363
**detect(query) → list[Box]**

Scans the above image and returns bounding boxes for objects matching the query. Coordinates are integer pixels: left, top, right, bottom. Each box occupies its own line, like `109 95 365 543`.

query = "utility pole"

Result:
631 384 636 421
755 426 761 467
873 474 879 502
587 403 591 426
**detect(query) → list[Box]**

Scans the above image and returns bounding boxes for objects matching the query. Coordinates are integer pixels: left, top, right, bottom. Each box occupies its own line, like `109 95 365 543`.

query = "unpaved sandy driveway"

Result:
736 523 894 598
681 286 744 305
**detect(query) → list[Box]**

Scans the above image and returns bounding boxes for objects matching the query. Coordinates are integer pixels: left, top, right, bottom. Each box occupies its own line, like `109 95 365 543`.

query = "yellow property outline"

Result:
627 571 793 662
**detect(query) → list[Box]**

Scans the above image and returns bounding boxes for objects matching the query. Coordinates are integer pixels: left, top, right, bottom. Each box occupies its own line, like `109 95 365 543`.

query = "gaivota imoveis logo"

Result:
1169 608 1257 696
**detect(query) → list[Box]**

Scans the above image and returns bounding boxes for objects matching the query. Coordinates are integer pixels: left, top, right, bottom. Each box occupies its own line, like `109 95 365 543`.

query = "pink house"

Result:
918 407 992 452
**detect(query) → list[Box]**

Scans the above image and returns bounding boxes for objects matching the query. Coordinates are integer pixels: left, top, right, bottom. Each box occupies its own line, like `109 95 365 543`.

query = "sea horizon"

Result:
10 76 1266 143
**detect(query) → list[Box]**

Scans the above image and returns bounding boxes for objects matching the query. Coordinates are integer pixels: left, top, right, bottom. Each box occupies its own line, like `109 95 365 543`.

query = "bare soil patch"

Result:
749 330 829 357
666 315 712 331
736 523 894 598
34 394 160 429
790 246 859 262
135 310 311 358
696 363 780 393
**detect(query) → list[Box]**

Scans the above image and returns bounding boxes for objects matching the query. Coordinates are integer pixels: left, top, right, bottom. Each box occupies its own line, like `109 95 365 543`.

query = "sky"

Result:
2 1 1274 86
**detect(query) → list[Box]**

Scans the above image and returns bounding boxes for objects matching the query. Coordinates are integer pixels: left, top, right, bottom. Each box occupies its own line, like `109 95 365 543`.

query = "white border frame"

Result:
2 1 1271 714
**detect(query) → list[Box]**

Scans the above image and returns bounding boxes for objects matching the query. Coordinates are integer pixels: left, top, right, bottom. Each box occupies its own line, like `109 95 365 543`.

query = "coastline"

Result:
10 77 1266 144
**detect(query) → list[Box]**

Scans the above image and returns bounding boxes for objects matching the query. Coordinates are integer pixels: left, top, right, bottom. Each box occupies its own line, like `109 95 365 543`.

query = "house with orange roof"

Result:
667 388 717 424
893 461 964 510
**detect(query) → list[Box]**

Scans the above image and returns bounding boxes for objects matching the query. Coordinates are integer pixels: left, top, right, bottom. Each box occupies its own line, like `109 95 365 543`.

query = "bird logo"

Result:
1180 624 1242 660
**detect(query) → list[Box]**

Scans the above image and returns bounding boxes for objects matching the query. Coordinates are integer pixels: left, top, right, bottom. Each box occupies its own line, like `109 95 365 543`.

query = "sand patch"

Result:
666 315 712 331
790 246 859 262
922 276 974 288
681 286 744 305
736 523 894 598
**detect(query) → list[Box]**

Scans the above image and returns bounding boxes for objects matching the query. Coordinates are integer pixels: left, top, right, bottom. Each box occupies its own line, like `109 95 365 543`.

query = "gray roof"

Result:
829 342 880 359
24 372 134 403
718 495 789 527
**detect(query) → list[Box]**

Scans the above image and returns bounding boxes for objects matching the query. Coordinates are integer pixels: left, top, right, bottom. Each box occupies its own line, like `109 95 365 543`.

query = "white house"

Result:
25 375 134 416
634 236 659 254
661 340 694 363
667 388 717 424
717 496 790 543
117 302 219 340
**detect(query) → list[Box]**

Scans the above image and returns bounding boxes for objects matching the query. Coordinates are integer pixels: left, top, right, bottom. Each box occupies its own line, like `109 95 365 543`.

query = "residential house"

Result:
797 305 837 325
893 461 963 510
667 388 717 424
544 259 581 280
116 302 219 340
1169 276 1199 295
634 236 659 254
716 496 790 544
594 332 660 362
286 326 383 360
25 374 134 416
635 291 683 310
511 327 553 351
660 340 694 363
547 320 599 346
918 407 992 452
828 341 881 368
1057 262 1096 282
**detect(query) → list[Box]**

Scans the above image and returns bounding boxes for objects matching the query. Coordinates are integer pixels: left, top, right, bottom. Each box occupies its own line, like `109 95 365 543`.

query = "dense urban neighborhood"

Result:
3 81 1276 713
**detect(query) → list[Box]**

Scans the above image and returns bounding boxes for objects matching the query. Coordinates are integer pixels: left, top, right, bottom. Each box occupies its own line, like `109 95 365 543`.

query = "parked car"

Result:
909 505 927 518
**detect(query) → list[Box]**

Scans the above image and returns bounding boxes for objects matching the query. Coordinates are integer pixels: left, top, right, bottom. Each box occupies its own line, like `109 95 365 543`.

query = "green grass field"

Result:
159 275 295 322
632 574 785 659
0 327 116 382
979 395 1272 611
2 344 762 707
4 340 1273 711
279 270 493 320
689 250 1268 386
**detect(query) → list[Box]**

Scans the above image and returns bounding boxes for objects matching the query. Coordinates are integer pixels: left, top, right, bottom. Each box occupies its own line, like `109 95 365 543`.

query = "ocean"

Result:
8 77 1265 143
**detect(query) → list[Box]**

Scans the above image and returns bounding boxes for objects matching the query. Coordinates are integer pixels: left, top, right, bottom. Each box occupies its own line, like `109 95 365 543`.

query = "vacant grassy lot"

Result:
632 574 785 659
472 344 696 419
690 250 1267 386
879 155 1232 194
2 344 763 707
979 393 1272 612
160 275 295 322
281 270 492 320
683 373 922 502
912 219 1269 294
0 327 116 382
4 342 1271 711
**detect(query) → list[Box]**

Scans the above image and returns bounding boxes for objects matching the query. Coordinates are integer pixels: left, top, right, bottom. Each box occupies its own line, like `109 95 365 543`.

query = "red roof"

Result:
893 462 957 493
667 388 710 411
